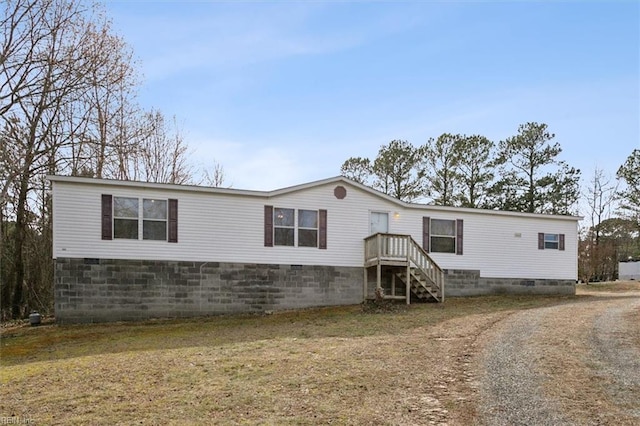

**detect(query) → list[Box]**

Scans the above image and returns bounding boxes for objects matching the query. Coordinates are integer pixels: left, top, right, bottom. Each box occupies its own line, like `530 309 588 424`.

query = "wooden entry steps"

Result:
397 267 441 301
364 233 445 303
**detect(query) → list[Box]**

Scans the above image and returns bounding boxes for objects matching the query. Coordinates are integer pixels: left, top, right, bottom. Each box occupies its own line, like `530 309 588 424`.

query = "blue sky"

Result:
103 0 639 196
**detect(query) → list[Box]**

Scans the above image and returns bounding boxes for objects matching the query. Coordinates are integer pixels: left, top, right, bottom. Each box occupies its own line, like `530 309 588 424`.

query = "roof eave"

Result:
47 174 583 221
46 175 269 197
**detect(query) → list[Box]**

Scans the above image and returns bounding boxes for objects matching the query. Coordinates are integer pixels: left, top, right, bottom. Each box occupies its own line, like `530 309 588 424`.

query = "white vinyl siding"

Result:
52 180 386 267
51 177 579 280
392 211 577 280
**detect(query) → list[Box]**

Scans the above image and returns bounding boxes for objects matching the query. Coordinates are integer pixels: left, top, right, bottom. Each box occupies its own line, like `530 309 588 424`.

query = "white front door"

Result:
370 212 389 235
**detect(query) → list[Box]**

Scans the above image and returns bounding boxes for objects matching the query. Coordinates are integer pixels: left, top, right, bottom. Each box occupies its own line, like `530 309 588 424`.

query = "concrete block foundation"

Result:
443 269 575 296
54 258 576 323
54 257 363 323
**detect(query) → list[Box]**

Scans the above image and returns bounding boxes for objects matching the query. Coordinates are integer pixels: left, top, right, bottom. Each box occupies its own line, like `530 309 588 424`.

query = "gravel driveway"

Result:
475 291 640 426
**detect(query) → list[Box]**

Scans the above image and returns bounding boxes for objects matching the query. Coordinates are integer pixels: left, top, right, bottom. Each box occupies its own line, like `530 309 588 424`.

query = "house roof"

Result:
47 174 582 222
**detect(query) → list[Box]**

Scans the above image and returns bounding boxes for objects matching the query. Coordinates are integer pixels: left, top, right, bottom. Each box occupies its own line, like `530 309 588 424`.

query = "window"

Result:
265 206 326 249
298 209 318 247
430 219 456 253
274 207 295 246
273 208 318 247
544 233 559 250
113 197 139 239
143 199 167 240
423 216 463 255
539 233 565 251
110 196 169 241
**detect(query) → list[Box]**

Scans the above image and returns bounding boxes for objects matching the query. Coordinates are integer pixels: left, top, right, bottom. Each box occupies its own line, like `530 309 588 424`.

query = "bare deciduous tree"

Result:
1 0 96 318
586 167 617 245
132 111 194 185
0 0 180 319
579 167 618 283
202 161 227 188
72 17 141 178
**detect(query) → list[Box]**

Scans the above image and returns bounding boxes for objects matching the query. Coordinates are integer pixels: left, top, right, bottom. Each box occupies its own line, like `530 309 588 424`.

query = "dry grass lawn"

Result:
1 283 639 425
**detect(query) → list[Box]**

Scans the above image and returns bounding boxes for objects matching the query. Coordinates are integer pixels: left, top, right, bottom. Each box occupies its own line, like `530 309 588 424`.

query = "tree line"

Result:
579 150 640 282
0 0 222 320
342 136 640 282
341 122 581 215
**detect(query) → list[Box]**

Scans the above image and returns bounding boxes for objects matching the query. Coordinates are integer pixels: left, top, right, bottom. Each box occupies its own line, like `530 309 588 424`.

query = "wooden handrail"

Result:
364 233 445 300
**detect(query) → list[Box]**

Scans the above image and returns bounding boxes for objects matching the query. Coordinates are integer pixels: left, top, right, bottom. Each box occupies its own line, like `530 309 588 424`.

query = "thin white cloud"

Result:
109 2 431 83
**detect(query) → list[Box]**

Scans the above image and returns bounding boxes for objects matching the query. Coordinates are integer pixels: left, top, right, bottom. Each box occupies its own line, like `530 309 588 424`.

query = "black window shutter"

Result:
168 199 178 243
538 233 545 250
101 194 112 240
559 234 565 251
319 209 327 249
456 219 464 256
264 205 273 247
422 217 430 252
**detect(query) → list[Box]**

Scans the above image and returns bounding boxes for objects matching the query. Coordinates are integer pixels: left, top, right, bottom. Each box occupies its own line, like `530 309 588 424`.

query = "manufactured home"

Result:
49 175 580 323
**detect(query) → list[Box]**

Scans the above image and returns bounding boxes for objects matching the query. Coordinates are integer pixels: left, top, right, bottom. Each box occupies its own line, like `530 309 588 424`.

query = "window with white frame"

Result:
298 209 318 247
430 219 456 253
274 207 295 246
143 199 168 240
544 233 559 250
113 197 167 241
113 197 139 239
538 232 565 251
273 208 319 247
264 205 326 249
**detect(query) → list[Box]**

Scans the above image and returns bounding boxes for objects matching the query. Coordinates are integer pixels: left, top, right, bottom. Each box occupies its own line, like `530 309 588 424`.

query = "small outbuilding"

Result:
619 260 640 281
